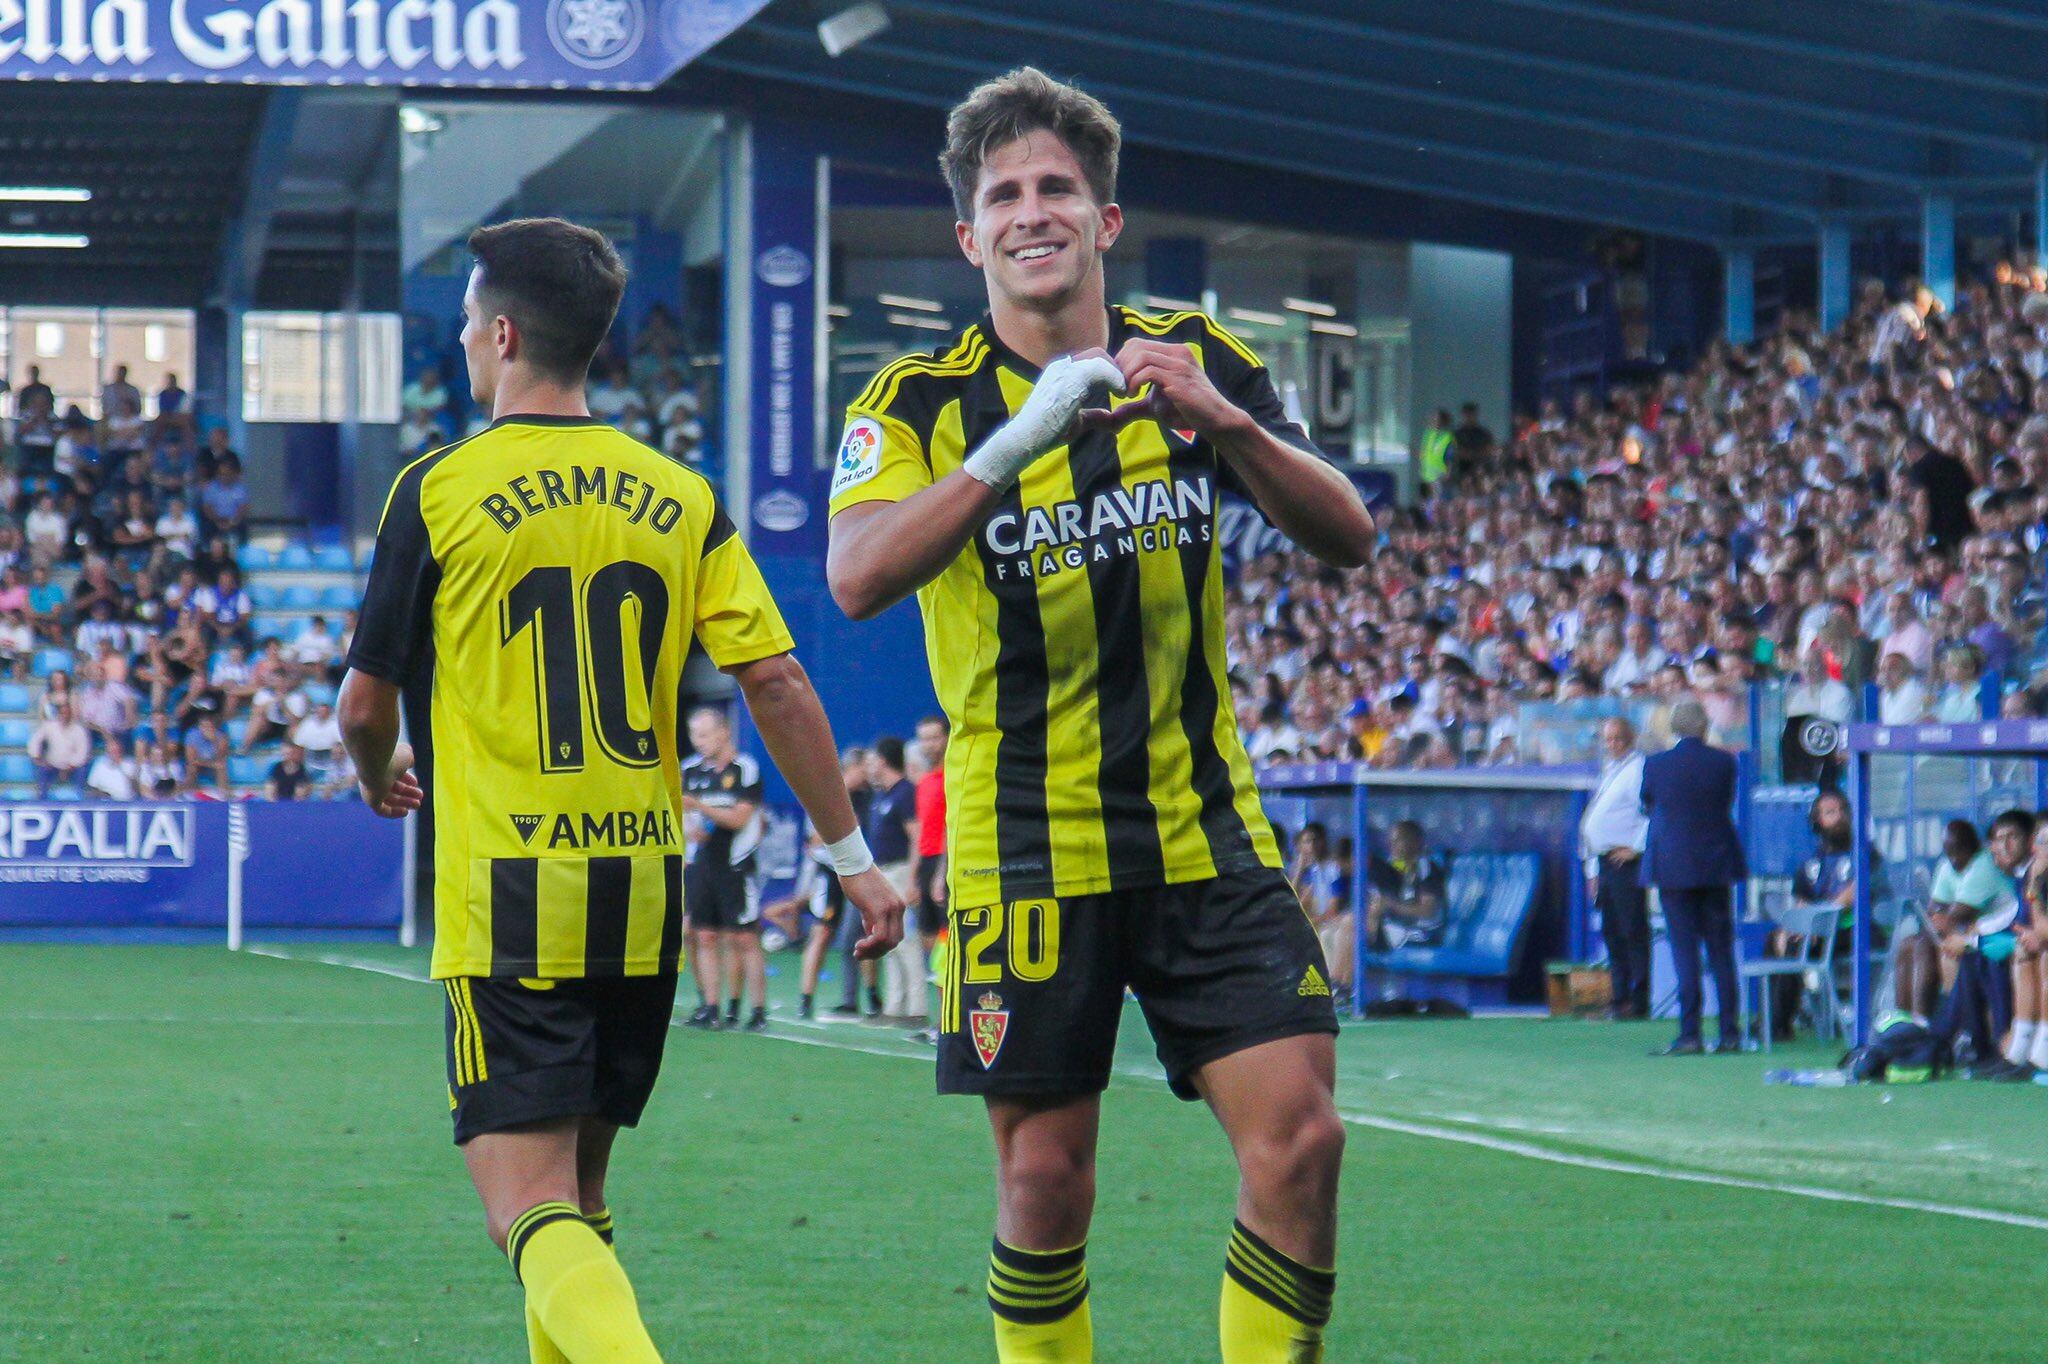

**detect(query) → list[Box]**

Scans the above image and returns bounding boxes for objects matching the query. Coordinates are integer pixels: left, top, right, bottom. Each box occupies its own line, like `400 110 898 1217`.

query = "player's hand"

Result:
359 741 422 819
963 351 1124 490
1079 338 1243 440
841 866 906 960
930 873 947 907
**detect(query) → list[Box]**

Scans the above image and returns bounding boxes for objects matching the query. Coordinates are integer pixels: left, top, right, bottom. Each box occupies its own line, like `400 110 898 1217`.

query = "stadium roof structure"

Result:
701 0 2048 249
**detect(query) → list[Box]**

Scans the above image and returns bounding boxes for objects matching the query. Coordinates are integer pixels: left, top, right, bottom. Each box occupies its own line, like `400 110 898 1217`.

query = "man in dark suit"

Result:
1640 699 1748 1055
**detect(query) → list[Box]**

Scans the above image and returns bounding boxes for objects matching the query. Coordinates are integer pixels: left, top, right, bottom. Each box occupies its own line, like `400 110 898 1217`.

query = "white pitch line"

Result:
251 945 2048 1234
244 944 433 983
3 1012 419 1027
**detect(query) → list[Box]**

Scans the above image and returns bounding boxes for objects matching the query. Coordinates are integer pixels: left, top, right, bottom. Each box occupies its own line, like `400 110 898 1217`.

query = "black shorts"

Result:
936 865 1338 1101
444 974 679 1145
685 864 760 931
913 856 946 936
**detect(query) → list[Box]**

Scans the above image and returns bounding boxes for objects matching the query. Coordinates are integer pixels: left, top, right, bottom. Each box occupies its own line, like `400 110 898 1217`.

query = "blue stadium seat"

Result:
0 753 35 784
281 584 321 611
0 719 30 747
247 582 284 610
47 785 82 802
32 648 74 679
238 544 280 572
252 615 296 643
319 584 358 611
0 684 30 714
229 755 269 787
313 545 355 572
1748 785 1821 878
303 682 338 708
279 544 316 571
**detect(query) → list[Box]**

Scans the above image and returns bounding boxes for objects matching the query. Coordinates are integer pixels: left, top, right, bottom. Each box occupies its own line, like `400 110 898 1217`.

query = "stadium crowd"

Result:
402 301 715 478
1230 261 2048 771
0 368 356 801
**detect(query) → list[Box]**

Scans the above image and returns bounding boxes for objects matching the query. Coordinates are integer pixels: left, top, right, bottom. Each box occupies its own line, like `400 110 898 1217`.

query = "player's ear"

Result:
1095 203 1123 252
955 218 981 269
494 314 517 364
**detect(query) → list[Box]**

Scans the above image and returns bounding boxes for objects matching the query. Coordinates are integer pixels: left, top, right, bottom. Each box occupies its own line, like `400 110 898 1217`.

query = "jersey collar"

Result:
979 306 1132 380
489 413 603 429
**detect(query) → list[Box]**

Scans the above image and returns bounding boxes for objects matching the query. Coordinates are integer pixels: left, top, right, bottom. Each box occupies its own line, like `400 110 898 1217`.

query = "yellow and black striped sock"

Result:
506 1201 660 1363
1220 1219 1335 1363
585 1206 615 1246
987 1238 1092 1362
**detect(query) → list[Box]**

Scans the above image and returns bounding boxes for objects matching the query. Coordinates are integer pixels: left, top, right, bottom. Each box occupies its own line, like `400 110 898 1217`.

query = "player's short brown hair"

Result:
466 217 626 385
940 67 1120 222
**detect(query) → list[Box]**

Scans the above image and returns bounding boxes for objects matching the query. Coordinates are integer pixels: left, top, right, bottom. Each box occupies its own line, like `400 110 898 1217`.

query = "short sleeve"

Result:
1930 860 1958 903
1200 315 1322 463
345 463 439 686
828 406 931 516
693 504 796 669
737 755 765 804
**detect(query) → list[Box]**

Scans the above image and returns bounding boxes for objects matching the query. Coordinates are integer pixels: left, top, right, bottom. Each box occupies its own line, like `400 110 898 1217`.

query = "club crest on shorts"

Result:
969 991 1009 1069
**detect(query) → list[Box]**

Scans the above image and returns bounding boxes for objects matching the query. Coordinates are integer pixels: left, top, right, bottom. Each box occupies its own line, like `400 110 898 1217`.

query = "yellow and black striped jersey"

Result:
348 414 794 980
829 308 1293 910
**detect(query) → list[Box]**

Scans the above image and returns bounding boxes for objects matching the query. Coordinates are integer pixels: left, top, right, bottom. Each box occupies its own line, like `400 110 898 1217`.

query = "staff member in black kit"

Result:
1580 716 1648 1019
1640 699 1748 1055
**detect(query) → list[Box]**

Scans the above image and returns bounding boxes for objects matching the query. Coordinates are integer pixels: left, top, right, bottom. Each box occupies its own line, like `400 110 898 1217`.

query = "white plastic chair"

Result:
1739 902 1841 1052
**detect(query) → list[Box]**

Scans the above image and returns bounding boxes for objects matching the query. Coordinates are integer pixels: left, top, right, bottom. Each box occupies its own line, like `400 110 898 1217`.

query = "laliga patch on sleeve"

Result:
831 418 884 499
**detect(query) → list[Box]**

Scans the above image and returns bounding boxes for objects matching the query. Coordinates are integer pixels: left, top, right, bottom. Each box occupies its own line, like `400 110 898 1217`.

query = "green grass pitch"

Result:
4 942 2044 1361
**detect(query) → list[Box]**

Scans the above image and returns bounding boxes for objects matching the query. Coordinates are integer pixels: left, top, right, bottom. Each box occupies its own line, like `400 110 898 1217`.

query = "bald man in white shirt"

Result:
1581 716 1650 1018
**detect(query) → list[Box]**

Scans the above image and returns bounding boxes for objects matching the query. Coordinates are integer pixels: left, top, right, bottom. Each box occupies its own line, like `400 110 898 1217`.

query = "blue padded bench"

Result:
1362 851 1543 1009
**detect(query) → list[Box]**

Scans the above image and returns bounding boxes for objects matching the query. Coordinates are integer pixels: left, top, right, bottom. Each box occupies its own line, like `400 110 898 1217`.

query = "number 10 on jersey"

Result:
500 561 671 774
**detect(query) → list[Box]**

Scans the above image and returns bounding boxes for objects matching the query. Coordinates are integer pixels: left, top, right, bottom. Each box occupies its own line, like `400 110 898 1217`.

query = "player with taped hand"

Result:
961 351 1125 490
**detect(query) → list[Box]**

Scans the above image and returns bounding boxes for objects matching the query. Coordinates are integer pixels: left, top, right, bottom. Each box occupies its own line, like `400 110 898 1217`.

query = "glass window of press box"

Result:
826 179 1414 467
397 103 730 489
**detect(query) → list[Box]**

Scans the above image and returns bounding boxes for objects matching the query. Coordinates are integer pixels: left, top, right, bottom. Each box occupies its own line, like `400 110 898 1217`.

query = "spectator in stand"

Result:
206 642 258 723
291 700 345 778
155 495 198 564
197 456 249 541
134 737 181 797
240 640 307 753
289 614 340 673
1781 643 1853 787
28 701 90 796
183 713 230 796
265 742 310 801
85 734 138 801
191 567 253 646
1764 789 1888 1039
25 567 65 644
154 372 188 429
74 660 136 745
14 364 53 419
24 493 68 569
37 669 73 721
1876 649 1932 724
1451 401 1496 485
1932 809 2036 1074
0 608 31 679
1932 643 1987 723
400 365 449 427
101 364 141 424
197 427 236 485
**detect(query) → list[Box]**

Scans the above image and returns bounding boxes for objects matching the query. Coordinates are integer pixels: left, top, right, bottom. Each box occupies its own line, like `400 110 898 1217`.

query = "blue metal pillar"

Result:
1851 751 1872 1047
1921 193 1956 312
1722 248 1754 346
1818 221 1851 334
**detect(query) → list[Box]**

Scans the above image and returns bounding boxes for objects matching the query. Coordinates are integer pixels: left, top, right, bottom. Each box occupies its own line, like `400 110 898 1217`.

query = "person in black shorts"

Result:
825 72 1370 1362
682 707 770 1030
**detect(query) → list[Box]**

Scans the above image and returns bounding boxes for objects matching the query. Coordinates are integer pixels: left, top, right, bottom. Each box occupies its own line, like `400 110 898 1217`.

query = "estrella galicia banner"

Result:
0 801 404 929
0 0 772 89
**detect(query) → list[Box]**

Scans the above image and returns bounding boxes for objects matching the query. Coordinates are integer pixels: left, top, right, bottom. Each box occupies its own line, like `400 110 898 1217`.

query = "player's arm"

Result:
1101 330 1374 567
336 458 435 821
693 501 904 956
729 652 903 958
827 352 1125 620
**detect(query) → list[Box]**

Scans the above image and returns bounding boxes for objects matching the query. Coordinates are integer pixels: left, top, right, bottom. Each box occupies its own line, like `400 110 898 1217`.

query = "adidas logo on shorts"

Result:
1298 965 1331 997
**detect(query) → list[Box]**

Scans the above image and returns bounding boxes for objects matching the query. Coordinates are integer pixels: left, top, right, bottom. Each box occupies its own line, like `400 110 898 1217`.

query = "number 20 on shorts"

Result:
957 899 1061 983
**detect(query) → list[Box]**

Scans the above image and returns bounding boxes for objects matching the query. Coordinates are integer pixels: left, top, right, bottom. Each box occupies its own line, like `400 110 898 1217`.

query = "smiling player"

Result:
826 69 1375 1364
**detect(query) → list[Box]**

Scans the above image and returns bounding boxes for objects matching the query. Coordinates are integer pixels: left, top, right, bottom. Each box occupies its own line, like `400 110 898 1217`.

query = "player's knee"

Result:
998 1138 1096 1219
1243 1107 1345 1196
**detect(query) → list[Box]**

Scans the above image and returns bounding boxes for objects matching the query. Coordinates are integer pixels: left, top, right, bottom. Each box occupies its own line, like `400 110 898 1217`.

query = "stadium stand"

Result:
1231 262 2048 773
0 394 364 799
